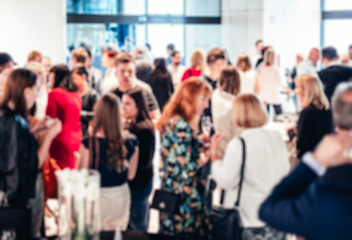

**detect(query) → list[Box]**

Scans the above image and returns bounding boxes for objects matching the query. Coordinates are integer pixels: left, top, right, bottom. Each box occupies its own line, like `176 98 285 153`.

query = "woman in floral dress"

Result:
156 78 212 239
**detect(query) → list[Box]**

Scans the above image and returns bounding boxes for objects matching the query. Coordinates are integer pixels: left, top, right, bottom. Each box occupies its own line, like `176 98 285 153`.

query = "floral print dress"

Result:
159 117 211 239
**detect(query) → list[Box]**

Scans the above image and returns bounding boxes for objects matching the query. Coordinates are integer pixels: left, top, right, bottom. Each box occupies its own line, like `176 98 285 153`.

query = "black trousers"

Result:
267 104 283 115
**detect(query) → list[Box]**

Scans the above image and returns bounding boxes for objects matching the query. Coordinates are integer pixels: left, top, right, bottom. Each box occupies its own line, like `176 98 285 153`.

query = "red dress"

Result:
46 88 82 169
181 67 202 82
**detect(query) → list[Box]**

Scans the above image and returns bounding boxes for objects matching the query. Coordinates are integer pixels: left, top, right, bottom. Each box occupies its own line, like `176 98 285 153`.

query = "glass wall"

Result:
67 0 221 70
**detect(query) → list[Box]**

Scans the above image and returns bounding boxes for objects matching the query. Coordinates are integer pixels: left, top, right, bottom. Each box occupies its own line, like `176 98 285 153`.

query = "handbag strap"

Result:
235 137 246 207
219 137 246 208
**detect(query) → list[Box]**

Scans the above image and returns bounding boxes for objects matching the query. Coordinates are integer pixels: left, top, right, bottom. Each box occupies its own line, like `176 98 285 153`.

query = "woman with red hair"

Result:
157 78 212 239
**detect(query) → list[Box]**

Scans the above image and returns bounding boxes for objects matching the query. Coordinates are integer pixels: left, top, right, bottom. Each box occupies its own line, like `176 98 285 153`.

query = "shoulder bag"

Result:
210 137 246 240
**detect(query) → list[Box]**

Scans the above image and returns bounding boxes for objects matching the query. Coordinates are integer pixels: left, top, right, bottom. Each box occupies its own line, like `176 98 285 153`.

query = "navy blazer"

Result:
259 162 352 240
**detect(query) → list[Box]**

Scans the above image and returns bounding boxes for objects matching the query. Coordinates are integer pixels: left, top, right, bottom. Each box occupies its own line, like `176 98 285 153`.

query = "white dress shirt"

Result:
258 65 282 104
211 127 290 228
167 64 186 90
296 58 317 77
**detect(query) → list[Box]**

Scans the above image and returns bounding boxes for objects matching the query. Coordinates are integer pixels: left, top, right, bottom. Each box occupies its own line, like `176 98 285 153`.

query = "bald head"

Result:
332 82 352 130
308 48 320 65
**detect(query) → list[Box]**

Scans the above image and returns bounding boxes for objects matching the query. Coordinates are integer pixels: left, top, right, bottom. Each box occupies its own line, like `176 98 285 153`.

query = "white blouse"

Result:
238 70 257 94
211 127 290 228
258 65 282 104
211 89 240 157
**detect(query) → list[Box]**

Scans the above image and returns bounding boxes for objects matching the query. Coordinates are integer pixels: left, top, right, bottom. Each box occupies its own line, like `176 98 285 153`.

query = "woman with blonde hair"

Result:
181 49 205 82
211 66 241 158
79 93 139 231
157 78 212 239
210 94 289 240
294 75 332 158
236 54 260 94
257 48 292 115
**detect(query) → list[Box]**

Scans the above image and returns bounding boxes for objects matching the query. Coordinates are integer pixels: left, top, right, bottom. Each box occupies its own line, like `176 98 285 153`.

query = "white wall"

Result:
0 0 67 67
222 0 321 72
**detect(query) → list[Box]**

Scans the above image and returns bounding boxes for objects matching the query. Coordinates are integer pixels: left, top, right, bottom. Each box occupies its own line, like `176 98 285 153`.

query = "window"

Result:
324 0 352 11
323 19 352 56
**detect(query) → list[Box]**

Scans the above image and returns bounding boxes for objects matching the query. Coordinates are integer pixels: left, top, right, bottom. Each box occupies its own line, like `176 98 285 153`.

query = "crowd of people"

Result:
1 39 352 240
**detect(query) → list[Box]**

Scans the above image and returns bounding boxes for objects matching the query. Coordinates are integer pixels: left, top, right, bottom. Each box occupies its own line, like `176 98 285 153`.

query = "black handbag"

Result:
210 137 246 240
151 190 180 215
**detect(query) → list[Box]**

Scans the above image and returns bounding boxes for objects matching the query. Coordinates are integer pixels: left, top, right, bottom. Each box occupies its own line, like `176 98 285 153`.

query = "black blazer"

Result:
318 65 352 101
296 104 332 158
259 162 352 240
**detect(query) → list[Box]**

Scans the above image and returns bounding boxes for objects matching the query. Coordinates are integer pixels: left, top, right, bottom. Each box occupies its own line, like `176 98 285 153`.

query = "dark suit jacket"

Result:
259 162 352 240
318 65 352 102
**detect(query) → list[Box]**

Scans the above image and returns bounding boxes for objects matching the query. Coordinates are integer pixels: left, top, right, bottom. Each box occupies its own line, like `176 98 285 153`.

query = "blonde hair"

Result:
25 61 46 85
264 48 275 66
296 75 330 110
232 94 268 128
190 49 205 70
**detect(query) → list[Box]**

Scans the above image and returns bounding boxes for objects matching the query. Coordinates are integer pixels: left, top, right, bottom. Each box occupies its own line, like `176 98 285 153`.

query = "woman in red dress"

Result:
46 65 82 169
181 49 205 82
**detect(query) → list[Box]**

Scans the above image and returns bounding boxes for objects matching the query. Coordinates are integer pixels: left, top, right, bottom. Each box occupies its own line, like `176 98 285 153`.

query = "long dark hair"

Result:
50 64 78 92
124 88 154 130
92 93 127 171
0 69 37 119
153 58 170 83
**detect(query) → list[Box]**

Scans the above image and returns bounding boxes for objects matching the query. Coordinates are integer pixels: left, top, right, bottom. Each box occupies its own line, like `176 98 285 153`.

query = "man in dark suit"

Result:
259 82 352 240
318 46 352 102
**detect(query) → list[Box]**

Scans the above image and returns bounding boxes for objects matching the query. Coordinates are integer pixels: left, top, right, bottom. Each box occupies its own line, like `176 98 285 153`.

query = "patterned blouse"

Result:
159 117 211 239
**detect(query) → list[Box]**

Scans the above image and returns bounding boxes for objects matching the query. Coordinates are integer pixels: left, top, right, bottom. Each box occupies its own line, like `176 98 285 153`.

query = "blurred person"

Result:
0 53 16 96
46 65 82 169
145 43 154 63
296 48 320 77
211 94 289 240
318 46 352 102
25 61 48 119
121 89 155 231
79 93 139 231
236 54 260 94
112 53 160 121
260 82 352 240
157 78 212 239
293 75 332 158
122 36 135 52
135 46 152 82
252 39 263 66
42 56 52 75
255 46 271 68
28 50 42 63
85 48 103 93
144 58 173 111
341 54 349 65
347 45 352 67
258 48 292 116
0 52 15 73
167 50 186 89
101 49 118 94
0 69 61 238
211 67 241 158
166 43 175 65
0 68 13 97
181 49 205 82
71 66 99 138
71 47 88 68
205 48 228 90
